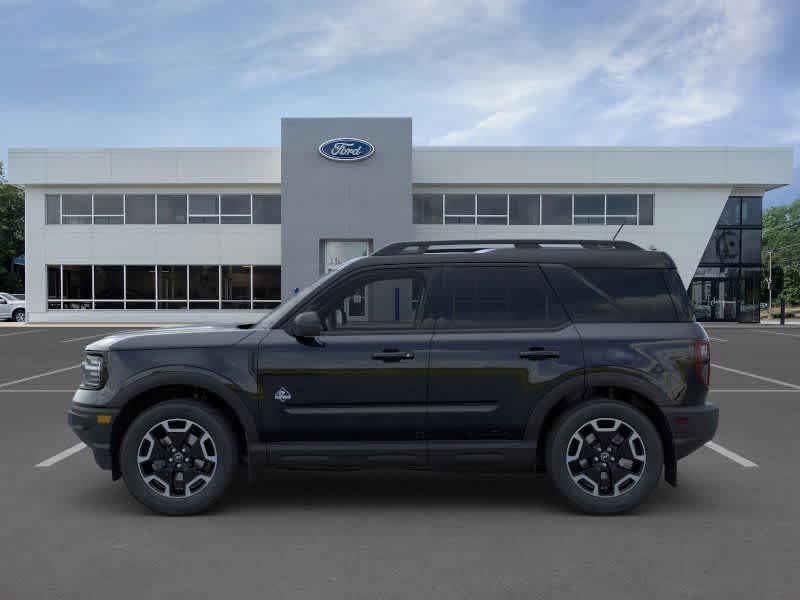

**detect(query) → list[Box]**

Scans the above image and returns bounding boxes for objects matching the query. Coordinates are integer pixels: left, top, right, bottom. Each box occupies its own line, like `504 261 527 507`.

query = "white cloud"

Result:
428 0 779 144
429 107 536 145
237 0 519 88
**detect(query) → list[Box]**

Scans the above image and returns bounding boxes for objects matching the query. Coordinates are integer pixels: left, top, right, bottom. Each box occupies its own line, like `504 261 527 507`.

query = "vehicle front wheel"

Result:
12 309 25 322
546 400 663 515
120 400 238 515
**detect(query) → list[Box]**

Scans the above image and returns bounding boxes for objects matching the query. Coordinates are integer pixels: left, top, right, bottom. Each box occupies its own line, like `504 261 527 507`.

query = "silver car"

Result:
0 293 26 322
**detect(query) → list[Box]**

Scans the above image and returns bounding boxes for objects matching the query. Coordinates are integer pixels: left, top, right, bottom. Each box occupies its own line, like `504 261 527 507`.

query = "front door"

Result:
259 266 434 442
426 265 584 448
689 278 738 321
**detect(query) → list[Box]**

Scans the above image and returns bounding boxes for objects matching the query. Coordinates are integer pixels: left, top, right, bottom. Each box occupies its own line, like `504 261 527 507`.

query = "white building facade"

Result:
8 117 794 324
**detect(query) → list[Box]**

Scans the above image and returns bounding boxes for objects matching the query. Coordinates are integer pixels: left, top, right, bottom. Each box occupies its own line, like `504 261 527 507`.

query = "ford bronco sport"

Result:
68 239 717 515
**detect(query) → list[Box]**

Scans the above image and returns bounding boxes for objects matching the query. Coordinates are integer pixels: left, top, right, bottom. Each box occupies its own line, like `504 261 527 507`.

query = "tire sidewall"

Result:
120 400 238 515
546 400 664 515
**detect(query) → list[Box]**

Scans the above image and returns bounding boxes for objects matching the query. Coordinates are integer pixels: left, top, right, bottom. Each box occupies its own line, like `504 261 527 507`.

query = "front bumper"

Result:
663 402 719 460
68 402 119 471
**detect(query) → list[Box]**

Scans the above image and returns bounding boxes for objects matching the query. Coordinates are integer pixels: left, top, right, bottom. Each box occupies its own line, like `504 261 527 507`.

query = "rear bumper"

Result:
663 402 719 460
68 403 119 471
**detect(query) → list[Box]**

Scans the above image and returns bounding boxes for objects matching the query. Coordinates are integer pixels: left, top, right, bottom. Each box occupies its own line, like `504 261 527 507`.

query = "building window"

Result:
126 265 156 309
47 264 280 310
220 194 251 224
573 195 605 224
253 266 281 309
45 193 281 226
46 194 61 225
125 194 156 224
222 265 251 309
509 194 540 225
158 265 187 309
93 194 124 224
189 265 220 309
690 195 762 323
444 194 476 224
157 194 187 224
541 195 572 225
253 194 281 224
413 194 443 224
413 192 655 226
189 194 219 224
93 265 124 309
62 265 92 309
62 194 92 224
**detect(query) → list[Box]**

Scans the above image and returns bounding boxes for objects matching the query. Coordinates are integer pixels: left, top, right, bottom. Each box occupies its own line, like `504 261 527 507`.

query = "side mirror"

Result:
290 311 322 338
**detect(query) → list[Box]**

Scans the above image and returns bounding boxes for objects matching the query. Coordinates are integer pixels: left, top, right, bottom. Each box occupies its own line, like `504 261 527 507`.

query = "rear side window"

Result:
437 265 568 329
542 265 679 322
662 269 693 322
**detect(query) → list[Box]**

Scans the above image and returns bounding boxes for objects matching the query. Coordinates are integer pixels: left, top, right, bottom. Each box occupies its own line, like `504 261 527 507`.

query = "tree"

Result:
762 197 800 305
0 161 25 293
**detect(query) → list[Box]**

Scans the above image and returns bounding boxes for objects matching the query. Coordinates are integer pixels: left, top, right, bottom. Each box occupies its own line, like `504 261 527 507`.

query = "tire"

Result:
12 309 25 322
546 400 663 515
120 400 239 515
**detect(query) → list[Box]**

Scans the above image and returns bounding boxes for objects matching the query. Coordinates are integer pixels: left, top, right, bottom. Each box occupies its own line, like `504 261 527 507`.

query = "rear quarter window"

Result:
542 265 681 323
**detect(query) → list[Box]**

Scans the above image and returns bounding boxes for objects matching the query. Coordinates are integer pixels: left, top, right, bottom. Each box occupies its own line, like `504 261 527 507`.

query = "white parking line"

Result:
747 329 800 339
35 443 87 468
0 389 76 393
704 441 758 468
59 333 112 343
708 336 728 342
712 363 800 390
0 364 82 389
0 329 43 338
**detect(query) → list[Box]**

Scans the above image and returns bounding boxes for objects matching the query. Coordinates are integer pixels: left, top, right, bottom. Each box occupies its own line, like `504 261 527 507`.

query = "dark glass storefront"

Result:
689 197 762 322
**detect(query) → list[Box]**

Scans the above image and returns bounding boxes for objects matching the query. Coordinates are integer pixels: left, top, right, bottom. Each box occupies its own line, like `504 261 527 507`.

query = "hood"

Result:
85 323 260 352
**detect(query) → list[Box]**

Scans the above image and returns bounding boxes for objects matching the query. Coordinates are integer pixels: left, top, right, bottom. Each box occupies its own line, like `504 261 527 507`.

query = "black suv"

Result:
68 239 717 515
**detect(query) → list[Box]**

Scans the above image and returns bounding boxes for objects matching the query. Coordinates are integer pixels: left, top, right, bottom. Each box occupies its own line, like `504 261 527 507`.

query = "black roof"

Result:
353 239 676 270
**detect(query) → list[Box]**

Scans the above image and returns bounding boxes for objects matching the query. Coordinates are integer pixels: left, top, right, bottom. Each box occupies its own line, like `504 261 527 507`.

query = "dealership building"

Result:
8 117 794 323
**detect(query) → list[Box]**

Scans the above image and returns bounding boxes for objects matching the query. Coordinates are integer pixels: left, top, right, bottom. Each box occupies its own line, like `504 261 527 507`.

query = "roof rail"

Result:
373 239 642 256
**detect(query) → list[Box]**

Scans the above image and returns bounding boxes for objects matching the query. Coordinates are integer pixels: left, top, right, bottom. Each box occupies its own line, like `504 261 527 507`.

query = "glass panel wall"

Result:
690 196 762 322
47 265 280 310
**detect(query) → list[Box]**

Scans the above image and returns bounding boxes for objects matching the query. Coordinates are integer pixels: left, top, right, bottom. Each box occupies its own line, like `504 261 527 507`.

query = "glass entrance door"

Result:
689 278 738 321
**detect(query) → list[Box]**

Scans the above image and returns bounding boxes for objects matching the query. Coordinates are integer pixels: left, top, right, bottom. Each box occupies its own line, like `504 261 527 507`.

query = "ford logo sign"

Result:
318 138 375 162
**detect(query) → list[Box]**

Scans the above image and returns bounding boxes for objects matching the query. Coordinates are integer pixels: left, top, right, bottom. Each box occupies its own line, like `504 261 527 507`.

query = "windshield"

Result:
257 256 366 329
0 293 15 301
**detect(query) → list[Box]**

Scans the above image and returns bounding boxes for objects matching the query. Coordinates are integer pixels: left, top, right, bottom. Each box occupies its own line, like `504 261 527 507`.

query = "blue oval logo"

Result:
318 138 375 162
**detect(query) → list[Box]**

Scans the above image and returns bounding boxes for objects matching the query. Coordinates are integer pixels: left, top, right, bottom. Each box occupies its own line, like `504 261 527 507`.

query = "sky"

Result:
1 0 798 207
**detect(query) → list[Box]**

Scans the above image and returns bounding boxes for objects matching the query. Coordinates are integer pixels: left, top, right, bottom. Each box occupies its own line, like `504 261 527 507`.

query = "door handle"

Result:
519 349 560 360
372 350 415 362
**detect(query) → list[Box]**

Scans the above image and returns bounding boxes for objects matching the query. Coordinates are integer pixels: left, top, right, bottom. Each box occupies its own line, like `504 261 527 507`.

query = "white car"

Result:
0 293 26 322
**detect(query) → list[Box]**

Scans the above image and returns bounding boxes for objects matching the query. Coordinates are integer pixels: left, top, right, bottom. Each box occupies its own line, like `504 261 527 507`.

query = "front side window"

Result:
312 269 429 332
438 265 567 329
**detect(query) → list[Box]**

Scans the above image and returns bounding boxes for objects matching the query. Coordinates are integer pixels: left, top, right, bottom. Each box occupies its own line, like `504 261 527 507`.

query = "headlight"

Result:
81 353 107 389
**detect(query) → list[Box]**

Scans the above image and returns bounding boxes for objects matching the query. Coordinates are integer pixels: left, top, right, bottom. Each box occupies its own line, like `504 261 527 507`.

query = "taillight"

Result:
694 339 710 387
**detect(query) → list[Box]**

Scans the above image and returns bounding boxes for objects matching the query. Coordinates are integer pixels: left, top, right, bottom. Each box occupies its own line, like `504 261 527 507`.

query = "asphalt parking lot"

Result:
1 324 799 599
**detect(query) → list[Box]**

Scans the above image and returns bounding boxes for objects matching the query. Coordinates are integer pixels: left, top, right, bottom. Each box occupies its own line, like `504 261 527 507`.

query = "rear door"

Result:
426 264 584 448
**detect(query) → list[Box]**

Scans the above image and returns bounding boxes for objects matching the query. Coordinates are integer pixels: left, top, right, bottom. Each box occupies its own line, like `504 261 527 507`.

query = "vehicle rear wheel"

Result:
546 400 663 515
120 400 238 515
12 309 25 322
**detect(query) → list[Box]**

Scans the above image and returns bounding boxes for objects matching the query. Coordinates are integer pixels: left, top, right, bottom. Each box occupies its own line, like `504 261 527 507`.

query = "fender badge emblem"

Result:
274 387 292 403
